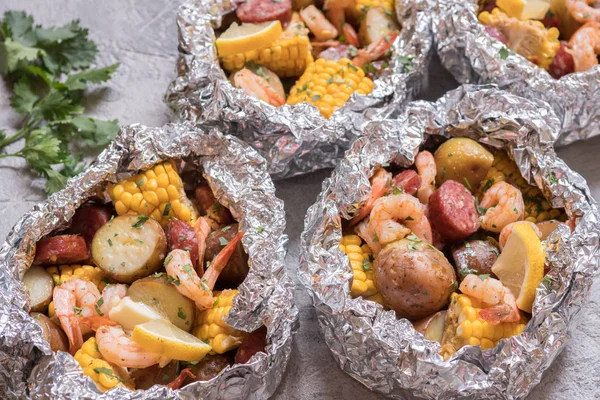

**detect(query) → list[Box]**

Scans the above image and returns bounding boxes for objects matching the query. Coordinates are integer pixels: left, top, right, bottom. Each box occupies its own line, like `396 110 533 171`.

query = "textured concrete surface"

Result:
0 1 598 399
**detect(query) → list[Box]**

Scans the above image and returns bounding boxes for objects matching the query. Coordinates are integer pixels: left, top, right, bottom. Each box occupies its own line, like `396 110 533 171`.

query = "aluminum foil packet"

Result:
165 0 434 179
434 0 600 146
299 85 600 399
0 121 297 399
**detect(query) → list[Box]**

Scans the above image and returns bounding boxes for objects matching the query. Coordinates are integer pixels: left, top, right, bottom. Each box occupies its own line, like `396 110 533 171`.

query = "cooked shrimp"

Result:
352 31 399 68
415 150 436 204
368 193 433 247
342 23 360 47
354 218 382 255
459 275 520 324
98 284 127 316
566 0 600 23
233 68 285 107
479 181 524 233
568 21 600 72
300 5 338 41
499 221 542 249
96 325 163 369
165 231 244 311
349 168 391 226
194 216 212 275
53 278 101 354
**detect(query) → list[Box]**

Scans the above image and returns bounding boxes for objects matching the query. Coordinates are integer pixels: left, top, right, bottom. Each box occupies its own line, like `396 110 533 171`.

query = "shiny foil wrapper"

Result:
299 86 600 398
0 122 297 399
165 0 434 179
434 0 600 146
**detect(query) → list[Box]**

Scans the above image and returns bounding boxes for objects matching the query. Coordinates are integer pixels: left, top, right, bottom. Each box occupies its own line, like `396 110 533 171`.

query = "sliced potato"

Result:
359 7 399 46
412 311 447 344
128 275 195 332
91 215 167 283
23 266 54 312
536 220 567 241
30 312 68 352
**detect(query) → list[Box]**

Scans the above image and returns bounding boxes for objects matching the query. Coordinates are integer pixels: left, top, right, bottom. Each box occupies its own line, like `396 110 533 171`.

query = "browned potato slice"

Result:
128 275 195 332
91 215 167 283
23 266 54 312
30 312 68 352
359 7 400 46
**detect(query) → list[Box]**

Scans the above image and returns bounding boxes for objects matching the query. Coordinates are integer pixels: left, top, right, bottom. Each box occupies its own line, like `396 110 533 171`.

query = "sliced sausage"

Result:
166 220 199 269
34 235 89 265
427 180 480 243
235 326 267 364
548 42 574 79
67 206 114 246
195 184 233 226
205 224 249 289
451 240 499 280
391 170 421 196
236 0 292 25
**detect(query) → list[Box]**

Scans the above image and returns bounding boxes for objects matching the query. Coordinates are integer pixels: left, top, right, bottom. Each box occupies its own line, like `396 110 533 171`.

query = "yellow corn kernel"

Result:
354 0 395 18
48 265 107 291
441 293 530 359
194 289 246 354
340 235 384 305
108 161 197 227
287 58 374 119
74 337 131 391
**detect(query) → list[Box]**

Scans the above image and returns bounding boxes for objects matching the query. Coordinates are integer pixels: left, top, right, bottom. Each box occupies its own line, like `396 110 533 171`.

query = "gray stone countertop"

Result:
0 1 598 399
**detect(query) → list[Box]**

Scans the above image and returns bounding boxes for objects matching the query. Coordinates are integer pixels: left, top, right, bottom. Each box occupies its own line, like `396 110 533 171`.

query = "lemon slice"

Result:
496 0 550 20
491 222 545 313
216 21 282 57
132 319 212 361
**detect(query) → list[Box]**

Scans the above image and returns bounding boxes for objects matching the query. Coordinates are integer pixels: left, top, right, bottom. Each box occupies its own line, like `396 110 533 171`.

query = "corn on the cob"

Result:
477 151 566 222
340 235 385 305
47 265 108 318
479 8 559 70
440 293 528 359
108 161 197 227
353 0 395 18
287 58 374 118
220 13 313 78
74 337 131 391
193 289 247 354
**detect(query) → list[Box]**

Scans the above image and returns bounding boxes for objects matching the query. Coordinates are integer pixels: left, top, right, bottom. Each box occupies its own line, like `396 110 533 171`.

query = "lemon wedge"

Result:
216 21 282 57
491 222 545 313
132 319 212 361
496 0 550 20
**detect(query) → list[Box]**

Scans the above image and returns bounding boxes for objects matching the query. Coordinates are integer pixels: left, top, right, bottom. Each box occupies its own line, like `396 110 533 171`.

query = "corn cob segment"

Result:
353 0 395 18
74 337 132 391
220 13 313 78
477 151 565 222
440 293 528 359
193 289 247 354
108 161 197 227
340 235 385 305
287 58 374 118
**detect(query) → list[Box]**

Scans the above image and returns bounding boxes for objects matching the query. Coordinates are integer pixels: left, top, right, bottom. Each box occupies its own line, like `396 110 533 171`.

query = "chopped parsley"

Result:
405 215 414 221
163 203 171 217
107 238 113 247
95 298 104 316
177 307 187 320
132 215 149 228
478 274 490 280
93 367 125 383
463 177 472 190
73 306 82 315
406 233 422 243
134 239 143 244
182 264 194 279
219 237 229 246
397 55 414 73
222 225 232 232
257 226 264 233
408 242 418 251
212 298 220 308
362 260 372 272
499 47 510 60
372 235 379 243
164 255 173 266
392 187 402 195
547 172 558 185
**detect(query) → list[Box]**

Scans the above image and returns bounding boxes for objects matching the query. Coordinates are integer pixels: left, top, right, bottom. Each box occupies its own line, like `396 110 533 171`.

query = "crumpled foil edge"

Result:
0 121 297 400
299 85 600 399
165 0 434 179
434 0 600 146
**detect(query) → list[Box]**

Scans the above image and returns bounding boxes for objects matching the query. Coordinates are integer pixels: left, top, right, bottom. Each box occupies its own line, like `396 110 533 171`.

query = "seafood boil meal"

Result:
23 161 266 391
339 137 571 358
214 0 400 118
479 0 600 78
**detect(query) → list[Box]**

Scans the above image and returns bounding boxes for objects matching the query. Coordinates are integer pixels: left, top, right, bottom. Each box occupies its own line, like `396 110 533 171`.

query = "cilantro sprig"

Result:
0 11 119 193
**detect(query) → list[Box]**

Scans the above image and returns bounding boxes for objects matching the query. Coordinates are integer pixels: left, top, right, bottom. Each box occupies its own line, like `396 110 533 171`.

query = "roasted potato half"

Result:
30 312 68 352
359 7 400 46
23 266 54 312
91 215 167 283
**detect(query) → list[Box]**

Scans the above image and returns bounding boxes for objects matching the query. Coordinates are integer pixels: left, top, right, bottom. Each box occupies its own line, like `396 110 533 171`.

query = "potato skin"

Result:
374 239 456 320
91 215 167 283
205 224 249 289
434 138 493 192
451 240 499 280
30 312 68 352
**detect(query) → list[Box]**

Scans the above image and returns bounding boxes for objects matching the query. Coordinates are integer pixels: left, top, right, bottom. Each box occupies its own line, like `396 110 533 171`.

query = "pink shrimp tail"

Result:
80 315 118 331
479 304 521 325
194 217 212 275
350 177 388 227
54 287 84 355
